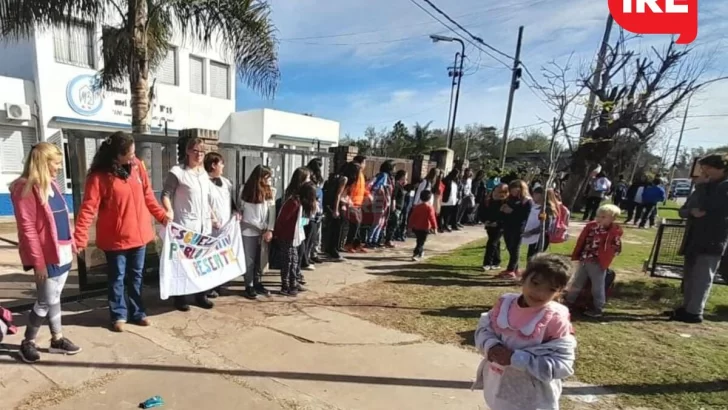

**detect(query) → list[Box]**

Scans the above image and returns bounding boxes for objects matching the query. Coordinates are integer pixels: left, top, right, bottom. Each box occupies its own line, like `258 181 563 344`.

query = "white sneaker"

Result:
482 266 490 271
303 264 316 271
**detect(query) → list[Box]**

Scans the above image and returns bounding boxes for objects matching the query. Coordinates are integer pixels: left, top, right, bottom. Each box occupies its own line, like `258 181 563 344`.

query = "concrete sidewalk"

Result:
1 227 490 410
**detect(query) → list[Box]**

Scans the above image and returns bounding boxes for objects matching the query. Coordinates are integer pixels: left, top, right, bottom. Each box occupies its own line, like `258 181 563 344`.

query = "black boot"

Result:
243 286 258 300
195 293 214 309
174 296 190 312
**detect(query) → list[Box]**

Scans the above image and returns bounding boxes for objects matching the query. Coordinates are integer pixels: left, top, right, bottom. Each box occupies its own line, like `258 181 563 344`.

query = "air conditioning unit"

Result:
5 103 31 121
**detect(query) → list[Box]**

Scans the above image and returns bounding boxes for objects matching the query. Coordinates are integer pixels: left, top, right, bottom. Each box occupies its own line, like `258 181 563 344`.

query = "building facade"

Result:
219 108 340 150
0 21 236 215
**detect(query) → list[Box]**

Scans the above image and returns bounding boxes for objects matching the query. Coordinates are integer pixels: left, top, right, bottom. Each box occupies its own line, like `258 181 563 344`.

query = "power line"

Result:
278 7 506 41
406 0 513 70
420 0 515 61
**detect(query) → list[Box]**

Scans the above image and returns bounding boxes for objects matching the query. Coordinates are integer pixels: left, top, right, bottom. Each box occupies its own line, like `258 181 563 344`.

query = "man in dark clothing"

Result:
623 179 644 223
669 154 728 324
384 170 407 247
612 174 628 207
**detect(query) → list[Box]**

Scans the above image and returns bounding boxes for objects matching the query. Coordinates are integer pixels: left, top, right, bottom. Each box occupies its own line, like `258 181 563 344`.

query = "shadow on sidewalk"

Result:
0 357 722 397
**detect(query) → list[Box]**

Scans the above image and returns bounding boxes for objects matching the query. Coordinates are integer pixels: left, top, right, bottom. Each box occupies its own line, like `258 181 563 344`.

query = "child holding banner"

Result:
274 182 318 296
240 165 275 299
205 152 240 298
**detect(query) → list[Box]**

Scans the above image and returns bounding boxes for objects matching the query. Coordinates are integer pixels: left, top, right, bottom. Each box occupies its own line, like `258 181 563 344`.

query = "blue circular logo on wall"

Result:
66 74 103 116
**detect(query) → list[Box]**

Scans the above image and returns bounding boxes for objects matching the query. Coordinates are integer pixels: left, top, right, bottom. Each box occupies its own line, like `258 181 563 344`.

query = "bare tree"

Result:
560 37 724 206
537 54 588 155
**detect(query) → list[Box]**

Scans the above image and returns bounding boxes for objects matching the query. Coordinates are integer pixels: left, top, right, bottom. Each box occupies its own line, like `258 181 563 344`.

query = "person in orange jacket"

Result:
74 132 171 332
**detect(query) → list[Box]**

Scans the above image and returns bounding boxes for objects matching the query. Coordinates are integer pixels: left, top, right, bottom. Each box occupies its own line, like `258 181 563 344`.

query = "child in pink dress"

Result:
473 253 576 410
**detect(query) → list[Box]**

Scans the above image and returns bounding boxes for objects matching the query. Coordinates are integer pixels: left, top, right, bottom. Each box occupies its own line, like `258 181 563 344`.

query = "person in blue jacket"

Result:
639 177 666 228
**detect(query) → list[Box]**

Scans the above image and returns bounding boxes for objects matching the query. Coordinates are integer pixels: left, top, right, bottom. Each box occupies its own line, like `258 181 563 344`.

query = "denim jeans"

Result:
105 246 147 323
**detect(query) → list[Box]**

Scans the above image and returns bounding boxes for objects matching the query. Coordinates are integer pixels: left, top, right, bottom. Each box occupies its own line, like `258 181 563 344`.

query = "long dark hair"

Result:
298 182 318 216
241 165 273 204
306 158 324 185
284 167 311 199
379 160 394 175
444 168 461 183
88 131 135 175
340 162 361 188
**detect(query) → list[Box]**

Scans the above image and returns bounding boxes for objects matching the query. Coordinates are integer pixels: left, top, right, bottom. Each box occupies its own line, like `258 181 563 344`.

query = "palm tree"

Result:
408 121 438 155
0 0 279 134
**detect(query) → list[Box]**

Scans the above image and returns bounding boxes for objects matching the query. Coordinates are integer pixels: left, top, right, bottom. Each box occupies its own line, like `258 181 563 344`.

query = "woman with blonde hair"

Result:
10 142 81 363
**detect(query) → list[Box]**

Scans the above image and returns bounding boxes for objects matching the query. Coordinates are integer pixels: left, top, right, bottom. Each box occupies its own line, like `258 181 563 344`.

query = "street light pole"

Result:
430 34 465 149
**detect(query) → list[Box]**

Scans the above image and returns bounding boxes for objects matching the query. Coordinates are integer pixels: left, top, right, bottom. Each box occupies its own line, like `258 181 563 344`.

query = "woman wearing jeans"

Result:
11 143 81 363
75 132 170 332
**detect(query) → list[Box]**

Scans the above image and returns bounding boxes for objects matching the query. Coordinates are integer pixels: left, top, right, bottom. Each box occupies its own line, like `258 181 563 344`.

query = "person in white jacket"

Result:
239 165 276 300
473 254 576 410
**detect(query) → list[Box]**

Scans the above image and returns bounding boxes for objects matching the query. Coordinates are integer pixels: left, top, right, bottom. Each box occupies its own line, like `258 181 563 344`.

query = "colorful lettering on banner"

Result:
159 220 246 300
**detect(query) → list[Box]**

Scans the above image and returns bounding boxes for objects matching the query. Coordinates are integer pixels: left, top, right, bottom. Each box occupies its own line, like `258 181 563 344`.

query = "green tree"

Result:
1 0 279 135
407 121 439 156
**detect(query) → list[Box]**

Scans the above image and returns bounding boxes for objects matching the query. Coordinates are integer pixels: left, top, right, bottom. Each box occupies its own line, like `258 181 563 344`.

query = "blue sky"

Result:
236 0 728 150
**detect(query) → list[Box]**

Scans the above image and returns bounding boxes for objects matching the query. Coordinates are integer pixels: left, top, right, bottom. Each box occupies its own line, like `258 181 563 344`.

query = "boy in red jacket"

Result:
565 204 623 317
408 190 438 261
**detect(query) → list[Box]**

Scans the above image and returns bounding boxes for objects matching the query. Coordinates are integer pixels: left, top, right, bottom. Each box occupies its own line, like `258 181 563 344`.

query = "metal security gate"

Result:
217 142 333 201
64 130 333 293
647 218 726 285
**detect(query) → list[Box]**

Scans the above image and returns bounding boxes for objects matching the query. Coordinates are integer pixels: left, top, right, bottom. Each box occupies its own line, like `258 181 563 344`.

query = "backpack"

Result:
549 204 570 244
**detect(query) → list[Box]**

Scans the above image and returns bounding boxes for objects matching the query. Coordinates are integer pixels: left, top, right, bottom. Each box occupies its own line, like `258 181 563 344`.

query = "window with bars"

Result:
209 61 230 99
189 55 205 94
155 47 178 85
53 22 95 68
0 127 37 174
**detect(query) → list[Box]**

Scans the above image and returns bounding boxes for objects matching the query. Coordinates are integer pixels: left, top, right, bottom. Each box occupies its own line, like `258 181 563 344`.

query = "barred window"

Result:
53 22 94 68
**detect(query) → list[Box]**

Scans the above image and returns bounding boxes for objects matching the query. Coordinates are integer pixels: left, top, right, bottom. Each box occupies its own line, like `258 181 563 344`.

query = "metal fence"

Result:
647 218 726 284
64 129 333 293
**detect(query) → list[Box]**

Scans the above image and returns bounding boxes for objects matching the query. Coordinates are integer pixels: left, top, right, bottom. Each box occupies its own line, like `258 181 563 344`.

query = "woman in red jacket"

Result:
74 132 170 332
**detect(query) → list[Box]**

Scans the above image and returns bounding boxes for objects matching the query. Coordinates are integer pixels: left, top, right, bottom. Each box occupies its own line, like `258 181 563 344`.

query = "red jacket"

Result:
10 179 76 269
274 198 301 242
75 157 167 251
408 203 438 231
571 221 623 270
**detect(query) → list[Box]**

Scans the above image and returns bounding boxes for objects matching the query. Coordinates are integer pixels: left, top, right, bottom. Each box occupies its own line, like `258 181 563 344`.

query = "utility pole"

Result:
665 93 692 200
445 52 459 133
499 25 524 169
448 47 465 149
579 15 614 140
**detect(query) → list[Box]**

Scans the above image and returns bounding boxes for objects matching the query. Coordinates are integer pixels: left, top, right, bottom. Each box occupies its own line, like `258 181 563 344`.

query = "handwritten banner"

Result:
159 220 246 300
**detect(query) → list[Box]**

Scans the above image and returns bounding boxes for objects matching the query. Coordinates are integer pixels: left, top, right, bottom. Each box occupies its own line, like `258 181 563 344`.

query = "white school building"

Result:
0 21 341 216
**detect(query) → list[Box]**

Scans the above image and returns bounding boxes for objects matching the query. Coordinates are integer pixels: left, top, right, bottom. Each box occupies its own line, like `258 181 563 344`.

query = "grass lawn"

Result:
330 203 728 410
